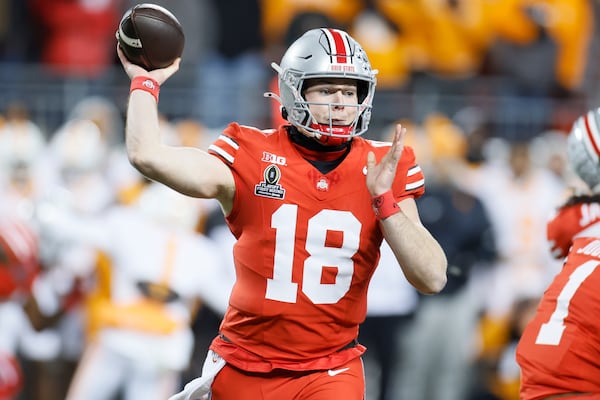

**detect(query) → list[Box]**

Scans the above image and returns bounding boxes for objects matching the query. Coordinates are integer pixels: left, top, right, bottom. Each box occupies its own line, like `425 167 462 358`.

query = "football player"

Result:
118 27 447 400
32 181 232 400
516 109 600 399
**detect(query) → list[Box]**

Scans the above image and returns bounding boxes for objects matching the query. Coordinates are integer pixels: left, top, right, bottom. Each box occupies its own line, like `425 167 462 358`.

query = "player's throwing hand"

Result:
117 44 180 85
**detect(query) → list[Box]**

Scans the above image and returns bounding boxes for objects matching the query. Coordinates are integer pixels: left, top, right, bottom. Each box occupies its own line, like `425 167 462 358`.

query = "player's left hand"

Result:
366 123 405 196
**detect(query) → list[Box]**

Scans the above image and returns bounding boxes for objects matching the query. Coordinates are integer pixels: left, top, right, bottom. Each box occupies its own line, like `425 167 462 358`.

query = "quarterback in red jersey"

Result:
516 109 600 399
118 27 447 400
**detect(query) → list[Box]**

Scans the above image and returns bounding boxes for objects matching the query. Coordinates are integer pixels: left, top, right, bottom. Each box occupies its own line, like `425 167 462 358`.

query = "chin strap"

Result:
309 123 353 136
309 123 353 146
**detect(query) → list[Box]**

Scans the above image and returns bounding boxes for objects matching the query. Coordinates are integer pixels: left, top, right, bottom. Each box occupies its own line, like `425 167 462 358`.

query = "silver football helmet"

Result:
266 28 377 145
568 108 600 191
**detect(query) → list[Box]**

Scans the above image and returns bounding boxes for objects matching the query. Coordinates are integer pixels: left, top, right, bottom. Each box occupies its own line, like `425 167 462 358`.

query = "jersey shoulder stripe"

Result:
208 135 238 164
365 139 391 148
208 123 269 165
360 141 426 200
406 165 424 192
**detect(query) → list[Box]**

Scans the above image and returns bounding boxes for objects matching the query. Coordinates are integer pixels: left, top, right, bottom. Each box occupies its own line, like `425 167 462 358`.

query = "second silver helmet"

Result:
568 108 600 191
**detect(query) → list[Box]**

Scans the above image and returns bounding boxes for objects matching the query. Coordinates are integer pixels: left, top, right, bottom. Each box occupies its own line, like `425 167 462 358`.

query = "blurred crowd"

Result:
0 0 597 133
0 1 599 400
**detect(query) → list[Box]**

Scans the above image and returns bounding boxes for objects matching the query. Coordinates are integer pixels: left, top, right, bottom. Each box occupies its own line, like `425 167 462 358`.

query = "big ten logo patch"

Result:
262 152 287 166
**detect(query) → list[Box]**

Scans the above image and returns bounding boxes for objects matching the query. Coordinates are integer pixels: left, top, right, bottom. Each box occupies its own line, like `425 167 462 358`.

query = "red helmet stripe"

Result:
326 29 348 64
584 111 600 157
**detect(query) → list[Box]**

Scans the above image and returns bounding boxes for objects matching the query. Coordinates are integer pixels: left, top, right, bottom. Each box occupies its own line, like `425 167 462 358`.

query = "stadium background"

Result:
1 1 599 400
0 0 598 141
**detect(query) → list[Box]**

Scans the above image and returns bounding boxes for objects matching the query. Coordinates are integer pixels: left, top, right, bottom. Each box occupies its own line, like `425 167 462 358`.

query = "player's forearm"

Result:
381 212 447 295
125 92 196 194
125 90 164 179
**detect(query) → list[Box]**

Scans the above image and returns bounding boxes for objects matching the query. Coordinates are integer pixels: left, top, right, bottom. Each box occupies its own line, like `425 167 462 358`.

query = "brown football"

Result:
116 3 184 70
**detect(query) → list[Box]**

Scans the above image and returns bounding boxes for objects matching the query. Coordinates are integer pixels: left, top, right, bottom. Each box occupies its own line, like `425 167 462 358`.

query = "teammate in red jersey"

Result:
117 27 447 400
516 109 600 399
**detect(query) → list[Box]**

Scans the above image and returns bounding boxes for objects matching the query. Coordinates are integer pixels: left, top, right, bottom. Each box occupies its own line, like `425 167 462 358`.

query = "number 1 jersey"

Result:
517 201 600 398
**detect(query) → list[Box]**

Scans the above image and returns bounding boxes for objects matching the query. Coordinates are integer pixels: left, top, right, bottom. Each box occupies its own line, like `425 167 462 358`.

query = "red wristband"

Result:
372 190 401 220
130 76 160 103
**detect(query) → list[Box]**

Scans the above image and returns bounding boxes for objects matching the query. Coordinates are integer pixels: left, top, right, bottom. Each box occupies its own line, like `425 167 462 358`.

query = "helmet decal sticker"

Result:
323 28 351 64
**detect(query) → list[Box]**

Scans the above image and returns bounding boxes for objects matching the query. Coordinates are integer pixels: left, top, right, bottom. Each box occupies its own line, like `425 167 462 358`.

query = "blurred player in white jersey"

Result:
35 181 233 400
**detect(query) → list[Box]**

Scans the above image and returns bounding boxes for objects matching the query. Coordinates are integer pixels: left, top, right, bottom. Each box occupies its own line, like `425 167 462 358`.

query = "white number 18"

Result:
265 204 361 305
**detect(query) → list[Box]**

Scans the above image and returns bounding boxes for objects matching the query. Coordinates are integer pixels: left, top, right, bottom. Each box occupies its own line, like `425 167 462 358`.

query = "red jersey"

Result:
207 124 424 372
517 234 600 398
